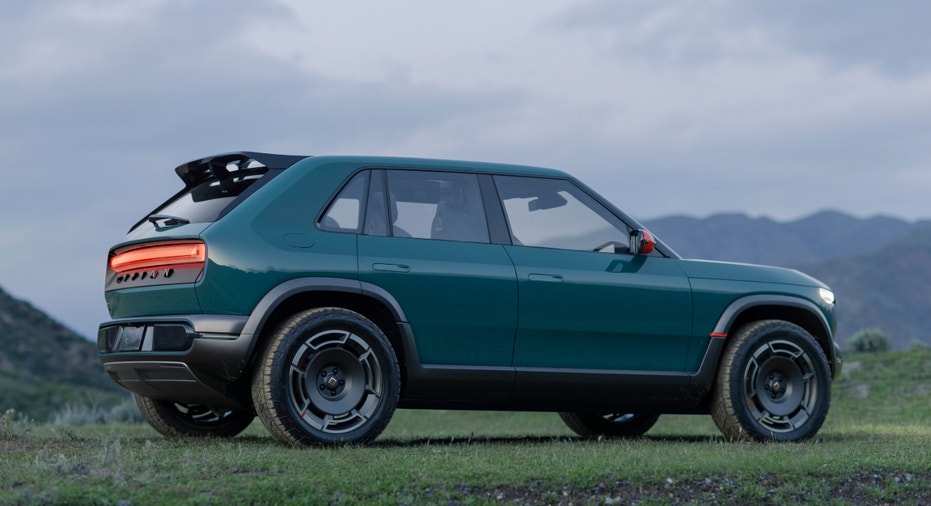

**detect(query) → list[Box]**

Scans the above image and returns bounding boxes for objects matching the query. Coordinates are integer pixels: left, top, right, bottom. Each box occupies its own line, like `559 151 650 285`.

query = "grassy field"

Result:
1 349 929 505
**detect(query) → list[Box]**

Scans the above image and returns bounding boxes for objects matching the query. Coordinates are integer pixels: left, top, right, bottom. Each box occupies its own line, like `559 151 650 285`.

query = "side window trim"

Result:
363 169 389 236
477 174 512 245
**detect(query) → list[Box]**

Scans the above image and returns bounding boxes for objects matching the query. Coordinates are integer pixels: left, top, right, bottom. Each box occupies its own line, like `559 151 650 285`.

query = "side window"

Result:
385 170 490 243
493 175 631 252
321 171 368 233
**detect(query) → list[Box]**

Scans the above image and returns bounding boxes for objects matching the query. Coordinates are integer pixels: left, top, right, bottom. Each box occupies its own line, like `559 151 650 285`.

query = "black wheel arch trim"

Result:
239 276 409 358
700 294 840 382
710 294 832 338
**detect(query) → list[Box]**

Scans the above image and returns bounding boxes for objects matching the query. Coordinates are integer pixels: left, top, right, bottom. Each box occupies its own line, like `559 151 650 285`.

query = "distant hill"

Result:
806 224 931 349
0 285 124 421
645 211 931 349
644 210 924 265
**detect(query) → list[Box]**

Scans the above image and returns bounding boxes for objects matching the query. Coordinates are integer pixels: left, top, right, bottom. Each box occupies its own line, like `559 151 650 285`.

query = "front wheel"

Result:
251 308 400 446
711 320 832 442
134 395 255 438
559 411 660 438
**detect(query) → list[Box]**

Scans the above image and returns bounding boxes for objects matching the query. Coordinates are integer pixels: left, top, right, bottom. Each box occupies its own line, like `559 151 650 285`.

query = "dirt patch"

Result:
426 471 931 505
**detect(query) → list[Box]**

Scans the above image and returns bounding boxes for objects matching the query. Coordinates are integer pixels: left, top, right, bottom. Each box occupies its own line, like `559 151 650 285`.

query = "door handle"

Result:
528 273 563 283
372 263 411 273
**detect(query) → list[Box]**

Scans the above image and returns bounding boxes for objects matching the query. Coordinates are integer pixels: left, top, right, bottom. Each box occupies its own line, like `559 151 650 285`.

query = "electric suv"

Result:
98 152 842 446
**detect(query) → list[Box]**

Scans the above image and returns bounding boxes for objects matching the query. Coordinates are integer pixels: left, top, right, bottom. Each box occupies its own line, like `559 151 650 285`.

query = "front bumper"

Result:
97 315 252 409
832 339 844 379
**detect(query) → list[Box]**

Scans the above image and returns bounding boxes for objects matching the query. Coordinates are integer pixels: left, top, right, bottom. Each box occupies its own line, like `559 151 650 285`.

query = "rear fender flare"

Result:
239 277 409 359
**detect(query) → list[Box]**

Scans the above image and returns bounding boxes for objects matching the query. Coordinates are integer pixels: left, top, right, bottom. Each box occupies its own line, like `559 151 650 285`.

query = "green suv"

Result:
98 152 842 445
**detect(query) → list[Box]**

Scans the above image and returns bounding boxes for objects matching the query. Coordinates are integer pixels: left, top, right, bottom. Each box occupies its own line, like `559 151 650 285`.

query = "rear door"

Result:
356 169 518 371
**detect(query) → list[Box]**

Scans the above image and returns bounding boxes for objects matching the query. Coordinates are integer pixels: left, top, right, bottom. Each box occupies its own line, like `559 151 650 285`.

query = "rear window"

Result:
171 172 264 216
131 169 271 232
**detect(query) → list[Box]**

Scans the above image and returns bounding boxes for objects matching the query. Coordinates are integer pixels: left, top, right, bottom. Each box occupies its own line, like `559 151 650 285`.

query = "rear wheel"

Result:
711 320 831 442
134 394 255 438
559 411 660 438
251 308 400 446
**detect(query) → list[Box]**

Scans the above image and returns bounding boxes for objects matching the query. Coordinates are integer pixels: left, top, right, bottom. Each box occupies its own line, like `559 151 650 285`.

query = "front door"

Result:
493 175 693 374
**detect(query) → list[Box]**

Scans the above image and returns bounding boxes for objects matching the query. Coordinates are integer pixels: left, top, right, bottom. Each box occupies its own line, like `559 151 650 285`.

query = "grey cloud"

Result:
551 0 772 65
736 1 931 76
555 0 931 75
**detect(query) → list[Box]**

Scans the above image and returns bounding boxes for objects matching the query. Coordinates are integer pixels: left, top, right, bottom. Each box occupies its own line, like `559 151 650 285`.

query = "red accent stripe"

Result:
709 332 727 338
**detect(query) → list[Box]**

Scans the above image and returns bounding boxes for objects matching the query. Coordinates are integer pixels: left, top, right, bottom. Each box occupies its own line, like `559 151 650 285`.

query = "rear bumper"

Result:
97 315 252 409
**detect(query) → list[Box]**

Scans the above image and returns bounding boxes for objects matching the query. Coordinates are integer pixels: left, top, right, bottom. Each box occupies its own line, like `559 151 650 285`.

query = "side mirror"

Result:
629 229 655 256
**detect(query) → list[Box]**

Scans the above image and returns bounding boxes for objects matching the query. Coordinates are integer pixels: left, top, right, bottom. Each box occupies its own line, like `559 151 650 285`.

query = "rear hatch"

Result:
107 152 308 292
125 152 308 239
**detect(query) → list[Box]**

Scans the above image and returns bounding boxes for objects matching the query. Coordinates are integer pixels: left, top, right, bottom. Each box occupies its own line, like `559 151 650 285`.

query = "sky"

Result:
2 0 931 341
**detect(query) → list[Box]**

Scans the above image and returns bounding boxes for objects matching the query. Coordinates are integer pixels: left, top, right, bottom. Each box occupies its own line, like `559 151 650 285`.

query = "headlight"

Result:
819 288 835 305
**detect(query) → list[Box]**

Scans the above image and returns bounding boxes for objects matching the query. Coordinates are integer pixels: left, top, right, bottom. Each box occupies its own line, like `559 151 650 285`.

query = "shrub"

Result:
0 408 32 440
847 328 893 353
50 396 143 426
106 396 145 424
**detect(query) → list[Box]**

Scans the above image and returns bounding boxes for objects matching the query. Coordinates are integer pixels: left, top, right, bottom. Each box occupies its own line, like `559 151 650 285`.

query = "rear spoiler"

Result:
174 152 310 188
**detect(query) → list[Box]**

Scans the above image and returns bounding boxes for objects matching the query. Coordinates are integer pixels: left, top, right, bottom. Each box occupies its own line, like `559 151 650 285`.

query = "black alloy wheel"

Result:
712 320 831 442
559 411 660 438
134 394 255 438
251 307 400 446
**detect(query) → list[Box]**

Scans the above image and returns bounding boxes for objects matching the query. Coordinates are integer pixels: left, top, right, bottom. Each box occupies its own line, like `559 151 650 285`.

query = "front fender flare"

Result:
689 294 838 400
711 294 832 338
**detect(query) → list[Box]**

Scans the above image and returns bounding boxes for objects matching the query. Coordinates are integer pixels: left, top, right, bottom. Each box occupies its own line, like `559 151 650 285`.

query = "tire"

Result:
134 394 255 438
711 320 831 442
559 412 660 438
251 307 400 446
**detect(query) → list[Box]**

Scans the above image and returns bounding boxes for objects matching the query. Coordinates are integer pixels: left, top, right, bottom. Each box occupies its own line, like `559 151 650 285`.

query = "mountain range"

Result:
0 286 124 420
1 210 927 420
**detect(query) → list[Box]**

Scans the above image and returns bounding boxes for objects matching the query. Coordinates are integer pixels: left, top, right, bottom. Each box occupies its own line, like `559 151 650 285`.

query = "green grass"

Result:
1 349 929 505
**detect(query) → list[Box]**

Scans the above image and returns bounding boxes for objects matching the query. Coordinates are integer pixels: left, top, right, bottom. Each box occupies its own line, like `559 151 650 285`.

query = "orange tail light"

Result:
110 241 206 274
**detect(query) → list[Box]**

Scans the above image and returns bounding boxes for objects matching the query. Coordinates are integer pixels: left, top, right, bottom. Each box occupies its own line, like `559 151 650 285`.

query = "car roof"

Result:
177 152 575 183
299 155 573 179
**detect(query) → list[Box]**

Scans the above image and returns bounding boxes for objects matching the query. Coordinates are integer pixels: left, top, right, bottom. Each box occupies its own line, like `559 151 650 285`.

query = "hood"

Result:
678 259 829 289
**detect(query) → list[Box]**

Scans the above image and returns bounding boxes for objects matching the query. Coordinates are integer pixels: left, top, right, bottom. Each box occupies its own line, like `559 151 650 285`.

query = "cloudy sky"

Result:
2 0 931 340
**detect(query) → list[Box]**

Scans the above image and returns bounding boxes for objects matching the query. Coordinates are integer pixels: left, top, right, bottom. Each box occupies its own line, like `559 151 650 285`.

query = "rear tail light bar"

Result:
110 241 206 274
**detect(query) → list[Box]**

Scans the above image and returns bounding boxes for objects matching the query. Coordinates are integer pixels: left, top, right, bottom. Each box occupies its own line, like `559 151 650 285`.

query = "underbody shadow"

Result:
370 433 720 448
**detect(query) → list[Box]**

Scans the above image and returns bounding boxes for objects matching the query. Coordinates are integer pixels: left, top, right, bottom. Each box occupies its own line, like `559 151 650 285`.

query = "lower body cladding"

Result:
98 315 725 413
97 315 252 409
395 321 724 413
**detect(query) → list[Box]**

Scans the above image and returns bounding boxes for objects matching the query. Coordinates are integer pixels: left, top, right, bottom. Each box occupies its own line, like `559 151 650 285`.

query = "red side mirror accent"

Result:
630 229 655 255
640 230 655 255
